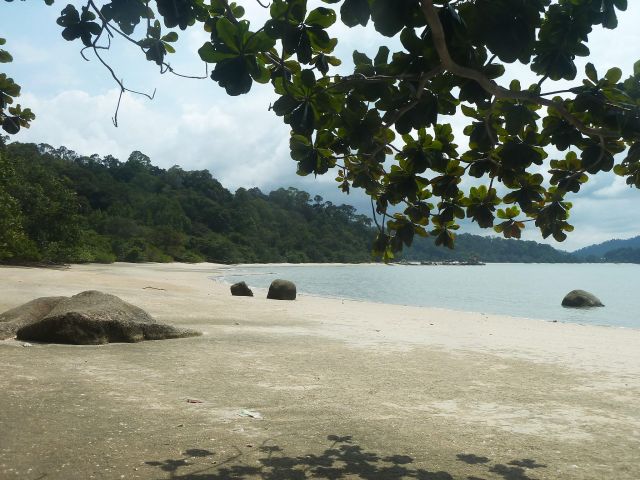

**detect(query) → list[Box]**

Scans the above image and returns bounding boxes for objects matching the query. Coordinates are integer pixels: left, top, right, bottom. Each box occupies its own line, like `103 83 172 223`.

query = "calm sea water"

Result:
219 264 640 329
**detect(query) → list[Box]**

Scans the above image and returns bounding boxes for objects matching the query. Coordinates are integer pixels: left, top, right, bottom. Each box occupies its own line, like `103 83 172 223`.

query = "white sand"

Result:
1 263 639 479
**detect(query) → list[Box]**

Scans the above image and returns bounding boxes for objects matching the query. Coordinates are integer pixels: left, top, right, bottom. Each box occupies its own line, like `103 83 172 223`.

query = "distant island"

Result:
572 236 640 263
1 141 639 265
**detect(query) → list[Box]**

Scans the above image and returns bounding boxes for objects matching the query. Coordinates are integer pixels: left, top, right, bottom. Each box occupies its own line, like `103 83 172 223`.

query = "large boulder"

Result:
267 279 297 301
561 290 604 308
230 281 253 297
8 290 201 345
0 296 66 340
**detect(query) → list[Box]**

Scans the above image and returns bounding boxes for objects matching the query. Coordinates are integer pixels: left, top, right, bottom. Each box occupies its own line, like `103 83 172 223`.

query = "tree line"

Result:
0 140 375 264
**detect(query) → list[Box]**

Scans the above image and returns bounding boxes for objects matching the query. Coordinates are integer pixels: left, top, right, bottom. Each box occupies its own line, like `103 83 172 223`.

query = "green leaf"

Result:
198 43 237 63
306 7 337 28
0 49 13 64
210 57 253 96
605 67 622 83
215 18 240 53
585 63 598 83
161 31 178 43
2 116 20 135
340 0 370 27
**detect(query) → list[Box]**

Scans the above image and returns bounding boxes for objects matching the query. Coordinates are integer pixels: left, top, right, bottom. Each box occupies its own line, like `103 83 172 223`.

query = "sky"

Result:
2 1 640 251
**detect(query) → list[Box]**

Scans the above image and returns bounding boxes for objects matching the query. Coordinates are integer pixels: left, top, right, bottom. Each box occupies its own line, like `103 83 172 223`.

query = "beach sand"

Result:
0 263 638 480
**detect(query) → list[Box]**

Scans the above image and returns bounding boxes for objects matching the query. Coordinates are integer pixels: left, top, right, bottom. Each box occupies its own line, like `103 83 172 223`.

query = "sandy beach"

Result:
0 263 638 480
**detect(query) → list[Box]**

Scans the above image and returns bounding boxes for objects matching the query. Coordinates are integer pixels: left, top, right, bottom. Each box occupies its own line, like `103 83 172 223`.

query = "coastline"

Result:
1 262 639 479
215 262 639 330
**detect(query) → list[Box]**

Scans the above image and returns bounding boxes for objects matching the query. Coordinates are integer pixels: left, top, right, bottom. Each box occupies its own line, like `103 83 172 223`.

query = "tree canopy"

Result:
0 140 376 263
2 0 640 260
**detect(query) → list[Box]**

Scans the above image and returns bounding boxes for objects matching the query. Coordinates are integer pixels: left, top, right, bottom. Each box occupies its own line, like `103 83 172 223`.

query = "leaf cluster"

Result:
0 38 35 135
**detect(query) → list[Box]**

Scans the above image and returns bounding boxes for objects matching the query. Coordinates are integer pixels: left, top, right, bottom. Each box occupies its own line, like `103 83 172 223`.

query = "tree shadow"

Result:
145 435 548 480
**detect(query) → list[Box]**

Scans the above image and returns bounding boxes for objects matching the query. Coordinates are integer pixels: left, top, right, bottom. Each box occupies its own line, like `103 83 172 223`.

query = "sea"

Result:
219 263 640 329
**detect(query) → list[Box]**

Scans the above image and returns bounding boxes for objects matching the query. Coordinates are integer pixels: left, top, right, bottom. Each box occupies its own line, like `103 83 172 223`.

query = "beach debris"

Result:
238 409 263 419
143 286 166 291
266 279 297 301
10 291 201 345
21 342 33 347
561 290 604 308
187 399 203 404
230 281 253 297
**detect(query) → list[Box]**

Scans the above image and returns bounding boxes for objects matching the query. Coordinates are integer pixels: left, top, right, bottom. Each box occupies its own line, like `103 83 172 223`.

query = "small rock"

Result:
230 281 253 297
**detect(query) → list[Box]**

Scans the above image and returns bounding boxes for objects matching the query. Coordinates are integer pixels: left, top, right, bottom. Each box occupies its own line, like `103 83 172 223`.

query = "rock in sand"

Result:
3 290 201 344
230 281 253 297
267 279 297 301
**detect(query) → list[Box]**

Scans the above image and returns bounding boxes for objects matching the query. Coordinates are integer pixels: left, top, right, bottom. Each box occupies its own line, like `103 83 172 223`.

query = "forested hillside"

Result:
402 234 575 263
573 236 640 260
603 247 640 263
0 141 374 264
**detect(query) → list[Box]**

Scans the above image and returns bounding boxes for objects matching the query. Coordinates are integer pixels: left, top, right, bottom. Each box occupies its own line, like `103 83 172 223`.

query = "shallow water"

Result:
220 263 640 329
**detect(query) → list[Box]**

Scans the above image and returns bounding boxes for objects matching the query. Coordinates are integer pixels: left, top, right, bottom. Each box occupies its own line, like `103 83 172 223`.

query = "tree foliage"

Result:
2 0 640 260
0 141 375 264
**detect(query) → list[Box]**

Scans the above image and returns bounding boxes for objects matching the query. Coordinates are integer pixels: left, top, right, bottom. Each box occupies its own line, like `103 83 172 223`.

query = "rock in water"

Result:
230 281 253 297
267 279 297 301
0 296 66 340
561 290 604 308
11 290 201 344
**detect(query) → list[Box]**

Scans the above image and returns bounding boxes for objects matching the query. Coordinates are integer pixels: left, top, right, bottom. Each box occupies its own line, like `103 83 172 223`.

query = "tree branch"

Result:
418 0 617 139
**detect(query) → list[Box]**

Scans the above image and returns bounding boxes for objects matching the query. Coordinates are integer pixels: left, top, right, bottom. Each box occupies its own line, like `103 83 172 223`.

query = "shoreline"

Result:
214 262 639 332
1 262 639 479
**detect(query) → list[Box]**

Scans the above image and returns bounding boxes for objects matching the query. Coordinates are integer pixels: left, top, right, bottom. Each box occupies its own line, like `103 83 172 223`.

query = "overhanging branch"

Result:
419 0 617 139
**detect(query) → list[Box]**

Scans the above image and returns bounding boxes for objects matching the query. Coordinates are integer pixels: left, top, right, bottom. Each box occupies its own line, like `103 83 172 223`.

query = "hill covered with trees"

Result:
602 247 640 263
0 141 375 264
402 234 575 264
573 236 640 261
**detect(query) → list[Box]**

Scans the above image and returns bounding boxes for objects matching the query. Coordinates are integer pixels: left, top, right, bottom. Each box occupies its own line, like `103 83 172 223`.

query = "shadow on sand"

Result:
146 435 547 480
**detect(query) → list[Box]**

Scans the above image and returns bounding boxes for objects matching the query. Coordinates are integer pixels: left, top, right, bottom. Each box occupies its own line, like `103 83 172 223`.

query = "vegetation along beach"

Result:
2 0 640 479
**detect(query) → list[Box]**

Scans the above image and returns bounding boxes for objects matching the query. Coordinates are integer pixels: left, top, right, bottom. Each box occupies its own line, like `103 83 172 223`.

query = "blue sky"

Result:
2 1 640 250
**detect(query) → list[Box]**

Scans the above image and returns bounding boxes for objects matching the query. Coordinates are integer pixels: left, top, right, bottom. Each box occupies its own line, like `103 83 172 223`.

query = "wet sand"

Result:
0 263 638 479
